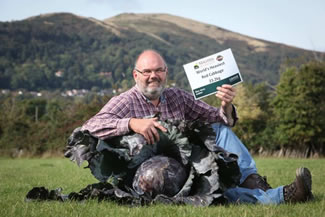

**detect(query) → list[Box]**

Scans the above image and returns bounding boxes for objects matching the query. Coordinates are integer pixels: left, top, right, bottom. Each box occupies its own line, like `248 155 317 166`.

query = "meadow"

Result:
0 157 324 217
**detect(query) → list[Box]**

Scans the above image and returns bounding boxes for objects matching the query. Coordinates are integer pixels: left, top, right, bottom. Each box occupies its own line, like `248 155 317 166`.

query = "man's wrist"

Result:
222 103 232 116
221 103 236 127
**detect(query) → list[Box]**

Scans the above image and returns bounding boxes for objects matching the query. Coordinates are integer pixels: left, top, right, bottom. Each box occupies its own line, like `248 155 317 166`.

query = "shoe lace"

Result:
257 175 272 190
284 182 297 201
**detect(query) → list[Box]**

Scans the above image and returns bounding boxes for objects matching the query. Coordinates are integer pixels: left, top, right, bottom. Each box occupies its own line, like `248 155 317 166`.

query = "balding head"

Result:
134 50 167 70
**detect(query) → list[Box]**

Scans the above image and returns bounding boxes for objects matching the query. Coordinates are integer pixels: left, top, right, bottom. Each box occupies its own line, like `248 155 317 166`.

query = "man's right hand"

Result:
128 117 167 144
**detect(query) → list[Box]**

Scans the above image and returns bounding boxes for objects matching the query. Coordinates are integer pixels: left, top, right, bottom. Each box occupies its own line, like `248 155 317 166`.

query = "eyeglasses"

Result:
134 67 167 76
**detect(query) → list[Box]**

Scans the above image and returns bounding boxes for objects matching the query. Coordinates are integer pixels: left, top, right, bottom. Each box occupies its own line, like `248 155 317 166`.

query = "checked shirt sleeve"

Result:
81 95 131 140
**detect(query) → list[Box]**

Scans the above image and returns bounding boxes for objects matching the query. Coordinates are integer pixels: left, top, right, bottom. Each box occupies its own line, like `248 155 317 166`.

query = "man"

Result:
81 49 313 204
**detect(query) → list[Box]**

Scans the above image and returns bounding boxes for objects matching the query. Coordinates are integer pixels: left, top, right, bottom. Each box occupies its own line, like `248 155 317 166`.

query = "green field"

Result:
0 157 324 217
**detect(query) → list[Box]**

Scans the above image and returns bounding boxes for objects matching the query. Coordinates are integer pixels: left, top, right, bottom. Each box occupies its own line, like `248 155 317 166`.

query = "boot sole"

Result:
296 167 314 201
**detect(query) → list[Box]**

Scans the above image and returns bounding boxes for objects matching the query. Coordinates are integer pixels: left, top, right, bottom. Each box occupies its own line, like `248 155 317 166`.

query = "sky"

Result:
1 0 324 52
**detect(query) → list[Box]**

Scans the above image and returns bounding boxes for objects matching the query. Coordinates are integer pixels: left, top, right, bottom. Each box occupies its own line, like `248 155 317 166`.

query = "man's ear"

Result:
133 70 138 80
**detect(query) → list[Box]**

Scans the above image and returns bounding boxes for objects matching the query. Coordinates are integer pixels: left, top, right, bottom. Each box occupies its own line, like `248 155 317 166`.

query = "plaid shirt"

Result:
81 86 237 140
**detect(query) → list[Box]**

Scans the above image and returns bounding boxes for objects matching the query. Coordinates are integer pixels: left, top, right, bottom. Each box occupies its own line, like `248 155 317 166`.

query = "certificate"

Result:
183 48 243 99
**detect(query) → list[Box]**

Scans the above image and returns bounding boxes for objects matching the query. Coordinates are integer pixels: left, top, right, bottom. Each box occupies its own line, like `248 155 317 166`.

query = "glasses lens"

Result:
156 68 165 73
143 70 152 76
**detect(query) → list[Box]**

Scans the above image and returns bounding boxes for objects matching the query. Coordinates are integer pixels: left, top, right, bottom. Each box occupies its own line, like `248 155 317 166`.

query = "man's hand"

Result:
216 84 236 115
129 117 167 144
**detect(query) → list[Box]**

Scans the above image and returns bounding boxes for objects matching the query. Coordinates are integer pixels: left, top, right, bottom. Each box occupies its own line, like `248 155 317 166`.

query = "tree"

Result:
231 83 274 151
273 61 325 156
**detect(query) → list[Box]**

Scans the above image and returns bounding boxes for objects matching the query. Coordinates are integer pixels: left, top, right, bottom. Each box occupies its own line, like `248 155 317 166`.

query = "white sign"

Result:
183 48 243 99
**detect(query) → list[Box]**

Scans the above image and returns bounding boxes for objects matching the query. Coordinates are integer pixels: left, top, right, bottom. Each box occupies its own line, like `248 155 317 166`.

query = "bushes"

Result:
0 93 109 156
0 62 324 157
231 82 275 152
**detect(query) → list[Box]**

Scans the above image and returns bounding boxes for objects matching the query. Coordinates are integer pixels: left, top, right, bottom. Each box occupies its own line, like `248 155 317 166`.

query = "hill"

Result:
0 12 319 91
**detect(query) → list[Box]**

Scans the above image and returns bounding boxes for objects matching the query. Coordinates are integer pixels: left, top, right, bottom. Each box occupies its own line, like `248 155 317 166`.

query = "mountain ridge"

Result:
20 12 316 52
106 13 271 52
0 12 319 91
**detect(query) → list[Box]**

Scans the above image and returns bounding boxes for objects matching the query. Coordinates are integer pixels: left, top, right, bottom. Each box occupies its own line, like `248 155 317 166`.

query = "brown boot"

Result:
239 174 272 191
283 167 313 203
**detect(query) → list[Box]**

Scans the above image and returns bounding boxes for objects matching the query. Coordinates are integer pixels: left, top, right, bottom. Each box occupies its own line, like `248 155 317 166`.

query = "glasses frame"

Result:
134 67 167 76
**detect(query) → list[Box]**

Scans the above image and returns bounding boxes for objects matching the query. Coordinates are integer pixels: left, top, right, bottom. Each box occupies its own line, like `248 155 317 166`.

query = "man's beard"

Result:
136 78 166 100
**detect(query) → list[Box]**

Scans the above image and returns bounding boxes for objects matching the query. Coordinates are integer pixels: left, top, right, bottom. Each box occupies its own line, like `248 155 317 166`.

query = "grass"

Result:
0 157 324 217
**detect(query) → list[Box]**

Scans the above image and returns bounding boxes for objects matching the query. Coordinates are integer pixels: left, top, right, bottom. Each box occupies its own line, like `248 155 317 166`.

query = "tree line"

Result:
0 61 324 157
233 60 325 157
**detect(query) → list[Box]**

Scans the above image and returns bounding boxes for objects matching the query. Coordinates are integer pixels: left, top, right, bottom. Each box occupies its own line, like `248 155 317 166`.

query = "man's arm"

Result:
82 94 167 143
81 96 131 140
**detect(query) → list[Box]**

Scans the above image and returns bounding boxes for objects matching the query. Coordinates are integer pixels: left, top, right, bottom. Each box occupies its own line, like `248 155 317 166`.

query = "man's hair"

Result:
134 49 167 69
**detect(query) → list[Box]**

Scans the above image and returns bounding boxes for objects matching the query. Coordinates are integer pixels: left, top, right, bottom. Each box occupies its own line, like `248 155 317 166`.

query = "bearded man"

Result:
81 49 313 204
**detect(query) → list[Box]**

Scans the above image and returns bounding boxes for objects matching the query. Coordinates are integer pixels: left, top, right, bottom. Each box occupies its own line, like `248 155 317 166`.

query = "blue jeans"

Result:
212 123 284 204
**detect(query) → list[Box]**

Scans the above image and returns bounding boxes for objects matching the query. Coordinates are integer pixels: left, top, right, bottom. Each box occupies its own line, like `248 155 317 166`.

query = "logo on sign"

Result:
216 55 223 61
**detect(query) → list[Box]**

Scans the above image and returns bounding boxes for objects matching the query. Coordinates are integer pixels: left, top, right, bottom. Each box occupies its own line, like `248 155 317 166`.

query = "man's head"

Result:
133 50 168 100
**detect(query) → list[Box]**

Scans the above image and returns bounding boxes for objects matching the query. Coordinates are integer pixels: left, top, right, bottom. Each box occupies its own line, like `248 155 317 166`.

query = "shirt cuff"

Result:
231 104 238 126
